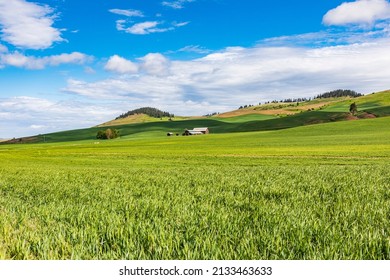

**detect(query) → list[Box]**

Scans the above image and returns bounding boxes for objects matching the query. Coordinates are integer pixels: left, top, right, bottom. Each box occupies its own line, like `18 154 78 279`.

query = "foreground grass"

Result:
0 118 389 259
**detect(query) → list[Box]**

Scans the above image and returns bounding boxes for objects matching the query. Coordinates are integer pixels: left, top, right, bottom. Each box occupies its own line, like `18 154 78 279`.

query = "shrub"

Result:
96 128 120 139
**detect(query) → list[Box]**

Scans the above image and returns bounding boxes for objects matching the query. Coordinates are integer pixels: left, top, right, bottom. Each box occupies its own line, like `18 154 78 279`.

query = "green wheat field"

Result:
1 114 389 260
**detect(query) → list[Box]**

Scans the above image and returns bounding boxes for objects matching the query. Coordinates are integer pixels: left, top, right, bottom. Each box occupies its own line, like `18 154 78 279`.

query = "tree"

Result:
315 89 362 99
96 128 120 139
115 107 174 120
349 102 358 115
96 130 107 139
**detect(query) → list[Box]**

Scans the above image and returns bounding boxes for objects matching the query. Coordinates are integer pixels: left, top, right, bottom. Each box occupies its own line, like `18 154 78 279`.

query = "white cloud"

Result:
105 55 138 74
7 37 390 138
0 52 92 69
139 53 170 76
260 28 390 47
162 0 195 9
116 20 189 35
117 21 175 35
323 0 390 26
177 45 211 54
173 21 190 27
0 0 63 49
0 43 7 53
63 38 390 118
109 9 144 17
84 66 96 74
29 124 47 130
0 96 121 138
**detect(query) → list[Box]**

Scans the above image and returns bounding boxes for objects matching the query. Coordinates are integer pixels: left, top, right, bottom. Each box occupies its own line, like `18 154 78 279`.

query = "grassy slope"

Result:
0 117 389 259
98 114 190 127
4 90 390 145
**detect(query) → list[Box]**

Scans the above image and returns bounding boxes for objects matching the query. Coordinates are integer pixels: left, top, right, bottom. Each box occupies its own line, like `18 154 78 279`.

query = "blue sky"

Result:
1 0 390 138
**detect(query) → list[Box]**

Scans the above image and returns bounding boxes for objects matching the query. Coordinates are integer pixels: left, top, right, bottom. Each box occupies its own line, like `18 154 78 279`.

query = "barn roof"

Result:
193 127 209 131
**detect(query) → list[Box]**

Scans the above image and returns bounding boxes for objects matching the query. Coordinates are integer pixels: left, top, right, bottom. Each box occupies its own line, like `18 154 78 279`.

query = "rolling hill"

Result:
3 89 390 144
1 90 390 259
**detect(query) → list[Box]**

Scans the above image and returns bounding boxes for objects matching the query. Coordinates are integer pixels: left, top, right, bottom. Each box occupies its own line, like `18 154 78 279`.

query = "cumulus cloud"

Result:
7 38 390 138
0 52 92 69
63 38 390 117
0 0 63 49
105 55 138 74
109 9 144 17
162 0 195 9
139 53 170 76
323 0 390 26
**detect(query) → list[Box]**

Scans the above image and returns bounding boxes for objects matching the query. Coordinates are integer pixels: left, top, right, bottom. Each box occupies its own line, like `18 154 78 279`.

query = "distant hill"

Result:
116 107 174 120
314 89 363 99
2 89 390 144
97 107 177 127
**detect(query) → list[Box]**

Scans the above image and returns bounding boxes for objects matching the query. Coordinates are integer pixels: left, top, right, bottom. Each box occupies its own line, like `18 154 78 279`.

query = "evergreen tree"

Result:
349 102 358 115
116 107 173 120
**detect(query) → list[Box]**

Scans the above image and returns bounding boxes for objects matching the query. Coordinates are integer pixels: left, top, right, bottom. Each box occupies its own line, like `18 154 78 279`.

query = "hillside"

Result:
3 89 390 144
98 114 190 127
1 113 390 259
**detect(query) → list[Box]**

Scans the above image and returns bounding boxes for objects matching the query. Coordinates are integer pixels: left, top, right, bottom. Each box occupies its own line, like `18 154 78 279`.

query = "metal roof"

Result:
193 127 209 131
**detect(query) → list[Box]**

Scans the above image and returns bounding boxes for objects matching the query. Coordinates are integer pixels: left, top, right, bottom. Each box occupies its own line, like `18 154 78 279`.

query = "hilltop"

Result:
98 107 191 127
3 89 390 144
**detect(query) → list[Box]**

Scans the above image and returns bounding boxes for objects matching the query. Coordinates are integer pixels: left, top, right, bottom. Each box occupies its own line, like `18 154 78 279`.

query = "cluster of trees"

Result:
96 128 120 140
238 98 312 109
278 98 310 103
238 105 256 109
315 89 362 99
116 107 174 120
237 89 361 109
204 112 219 117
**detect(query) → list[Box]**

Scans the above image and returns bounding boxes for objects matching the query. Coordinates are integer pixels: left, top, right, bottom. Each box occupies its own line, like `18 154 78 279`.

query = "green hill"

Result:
1 98 390 259
4 89 390 144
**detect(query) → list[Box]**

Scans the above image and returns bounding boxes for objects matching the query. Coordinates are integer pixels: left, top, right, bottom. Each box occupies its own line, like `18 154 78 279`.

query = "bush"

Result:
96 128 120 139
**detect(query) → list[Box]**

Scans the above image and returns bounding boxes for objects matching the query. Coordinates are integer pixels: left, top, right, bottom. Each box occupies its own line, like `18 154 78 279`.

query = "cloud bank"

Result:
0 96 120 138
64 37 390 117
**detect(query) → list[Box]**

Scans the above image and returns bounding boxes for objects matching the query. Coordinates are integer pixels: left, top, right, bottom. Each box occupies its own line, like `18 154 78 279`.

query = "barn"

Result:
193 127 209 134
183 127 209 136
183 130 203 136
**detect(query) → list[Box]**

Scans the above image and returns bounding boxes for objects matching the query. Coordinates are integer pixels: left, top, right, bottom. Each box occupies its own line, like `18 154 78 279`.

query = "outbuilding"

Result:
192 127 209 134
183 130 203 136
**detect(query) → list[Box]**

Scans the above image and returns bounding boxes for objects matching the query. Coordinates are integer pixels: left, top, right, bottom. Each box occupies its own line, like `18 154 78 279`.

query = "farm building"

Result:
193 127 209 134
183 127 210 136
183 130 203 136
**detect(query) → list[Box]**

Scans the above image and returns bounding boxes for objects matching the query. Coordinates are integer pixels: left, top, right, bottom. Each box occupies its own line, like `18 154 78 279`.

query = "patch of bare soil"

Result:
345 114 359 120
2 136 38 144
359 112 377 119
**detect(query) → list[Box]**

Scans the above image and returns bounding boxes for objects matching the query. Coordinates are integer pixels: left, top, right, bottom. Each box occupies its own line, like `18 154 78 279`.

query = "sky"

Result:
1 0 390 138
